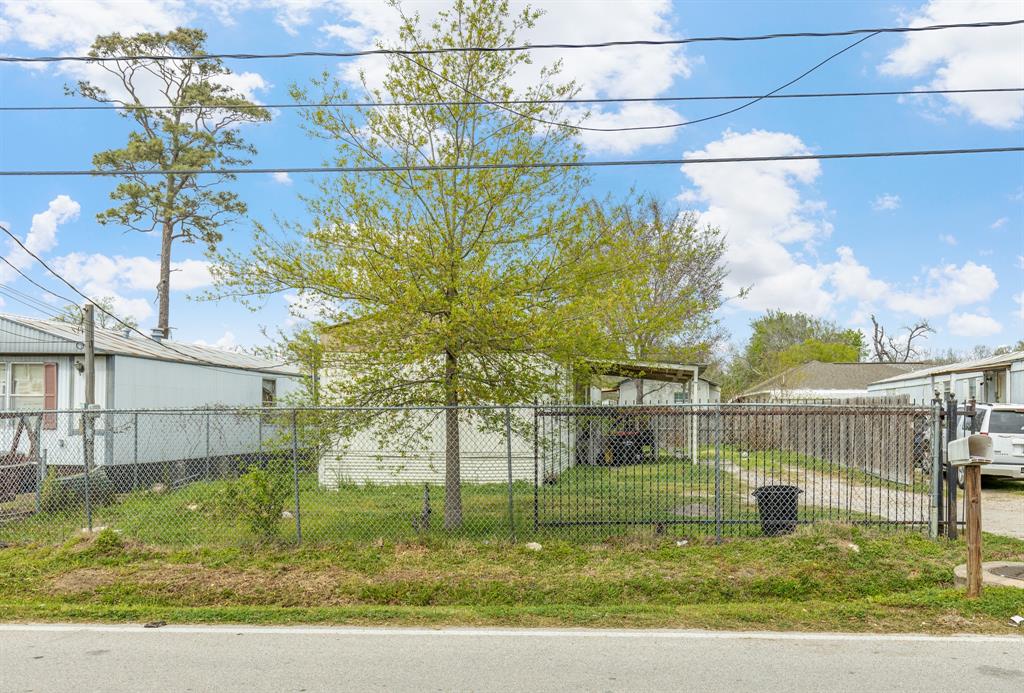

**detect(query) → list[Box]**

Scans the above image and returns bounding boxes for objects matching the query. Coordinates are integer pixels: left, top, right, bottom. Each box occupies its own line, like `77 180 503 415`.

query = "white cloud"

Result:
0 195 80 283
1014 293 1024 321
827 246 888 303
879 1 1024 128
270 171 293 185
48 252 212 323
1016 255 1024 270
872 193 901 211
316 0 693 155
679 128 834 315
193 330 241 351
0 0 188 51
990 216 1008 229
886 261 999 318
947 311 1002 337
938 233 957 246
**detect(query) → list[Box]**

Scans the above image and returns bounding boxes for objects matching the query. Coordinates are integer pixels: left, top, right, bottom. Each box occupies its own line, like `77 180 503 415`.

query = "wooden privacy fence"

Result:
719 403 930 483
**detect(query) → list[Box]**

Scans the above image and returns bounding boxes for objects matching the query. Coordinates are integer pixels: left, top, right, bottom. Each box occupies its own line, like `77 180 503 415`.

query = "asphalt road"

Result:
2 625 1022 692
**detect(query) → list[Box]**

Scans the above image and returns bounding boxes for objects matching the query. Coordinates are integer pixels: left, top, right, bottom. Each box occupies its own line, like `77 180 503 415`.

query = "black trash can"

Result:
752 485 802 536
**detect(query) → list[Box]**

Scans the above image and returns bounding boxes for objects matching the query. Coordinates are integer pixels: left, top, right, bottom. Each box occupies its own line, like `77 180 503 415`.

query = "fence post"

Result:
292 409 302 545
532 404 539 533
714 404 722 544
944 396 958 539
35 448 46 514
505 406 515 542
930 398 942 539
82 415 92 532
205 412 211 480
133 412 139 491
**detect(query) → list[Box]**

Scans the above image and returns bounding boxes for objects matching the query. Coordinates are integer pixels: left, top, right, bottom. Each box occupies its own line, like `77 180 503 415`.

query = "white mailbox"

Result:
947 434 993 467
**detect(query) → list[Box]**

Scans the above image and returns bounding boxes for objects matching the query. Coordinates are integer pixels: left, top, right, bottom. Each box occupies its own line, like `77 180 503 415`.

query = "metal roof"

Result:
0 314 299 376
584 358 718 386
869 350 1024 385
740 361 923 398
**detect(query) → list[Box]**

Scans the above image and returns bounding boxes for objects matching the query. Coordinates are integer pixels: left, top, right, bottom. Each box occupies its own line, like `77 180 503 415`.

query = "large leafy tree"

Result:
212 1 630 528
73 29 269 337
725 311 865 397
592 196 727 363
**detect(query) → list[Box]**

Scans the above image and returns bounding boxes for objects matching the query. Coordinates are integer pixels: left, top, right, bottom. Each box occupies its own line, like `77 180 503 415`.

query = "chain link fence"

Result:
0 402 948 547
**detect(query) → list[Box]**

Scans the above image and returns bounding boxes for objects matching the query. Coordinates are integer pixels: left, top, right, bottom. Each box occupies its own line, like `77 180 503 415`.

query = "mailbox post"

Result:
947 434 993 598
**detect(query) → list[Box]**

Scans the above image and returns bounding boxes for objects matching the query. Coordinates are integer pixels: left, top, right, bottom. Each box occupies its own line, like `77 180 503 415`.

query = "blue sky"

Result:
0 0 1021 356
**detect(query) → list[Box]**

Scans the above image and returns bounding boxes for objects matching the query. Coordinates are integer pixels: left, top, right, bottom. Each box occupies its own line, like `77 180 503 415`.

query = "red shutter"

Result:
43 362 57 430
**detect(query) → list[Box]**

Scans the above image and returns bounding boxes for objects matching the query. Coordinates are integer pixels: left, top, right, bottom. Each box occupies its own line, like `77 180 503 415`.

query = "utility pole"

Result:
83 303 95 471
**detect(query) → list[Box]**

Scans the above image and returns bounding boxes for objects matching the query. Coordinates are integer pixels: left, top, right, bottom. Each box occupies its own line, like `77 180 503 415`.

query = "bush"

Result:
40 468 115 513
219 465 291 540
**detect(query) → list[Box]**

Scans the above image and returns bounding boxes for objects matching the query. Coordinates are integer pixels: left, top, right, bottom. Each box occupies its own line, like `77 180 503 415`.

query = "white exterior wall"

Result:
615 377 719 404
317 408 546 487
867 362 1024 405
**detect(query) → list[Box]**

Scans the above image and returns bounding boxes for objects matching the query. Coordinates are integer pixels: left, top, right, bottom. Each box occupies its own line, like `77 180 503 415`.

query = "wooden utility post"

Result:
83 303 95 471
964 463 983 598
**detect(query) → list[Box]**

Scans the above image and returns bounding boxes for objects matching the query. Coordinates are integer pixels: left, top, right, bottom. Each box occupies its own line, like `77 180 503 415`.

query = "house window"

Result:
673 391 689 404
262 378 277 407
10 363 45 410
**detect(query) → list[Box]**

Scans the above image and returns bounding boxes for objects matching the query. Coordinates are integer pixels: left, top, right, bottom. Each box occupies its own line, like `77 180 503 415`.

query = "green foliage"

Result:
589 195 728 363
775 339 862 370
218 465 291 541
73 28 269 333
40 468 115 513
725 311 865 397
54 297 138 331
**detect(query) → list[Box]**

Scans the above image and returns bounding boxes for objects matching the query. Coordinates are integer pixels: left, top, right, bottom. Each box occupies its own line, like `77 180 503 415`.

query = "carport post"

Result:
505 406 515 542
82 419 92 532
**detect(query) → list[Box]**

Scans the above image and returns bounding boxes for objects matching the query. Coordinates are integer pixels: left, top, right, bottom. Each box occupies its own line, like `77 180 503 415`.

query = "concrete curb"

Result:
954 561 1024 589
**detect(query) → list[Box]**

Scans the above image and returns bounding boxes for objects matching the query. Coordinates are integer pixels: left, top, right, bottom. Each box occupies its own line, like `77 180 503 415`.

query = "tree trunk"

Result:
157 219 173 338
443 350 462 529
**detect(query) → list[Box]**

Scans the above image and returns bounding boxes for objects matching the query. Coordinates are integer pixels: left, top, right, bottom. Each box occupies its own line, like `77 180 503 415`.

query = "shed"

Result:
734 361 924 402
866 350 1024 404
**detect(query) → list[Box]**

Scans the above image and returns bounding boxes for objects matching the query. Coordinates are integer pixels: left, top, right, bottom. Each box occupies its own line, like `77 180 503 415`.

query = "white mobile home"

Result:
317 358 719 488
0 314 302 483
866 350 1024 404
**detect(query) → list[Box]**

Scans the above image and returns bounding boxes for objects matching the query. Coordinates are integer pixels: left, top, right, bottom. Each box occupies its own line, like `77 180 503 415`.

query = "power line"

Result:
0 283 63 317
4 87 1018 112
1 147 1020 177
399 29 876 133
0 255 79 307
0 222 297 374
1 19 1019 63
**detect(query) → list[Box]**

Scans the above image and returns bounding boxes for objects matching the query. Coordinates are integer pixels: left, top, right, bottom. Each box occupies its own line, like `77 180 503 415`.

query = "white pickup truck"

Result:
960 404 1024 482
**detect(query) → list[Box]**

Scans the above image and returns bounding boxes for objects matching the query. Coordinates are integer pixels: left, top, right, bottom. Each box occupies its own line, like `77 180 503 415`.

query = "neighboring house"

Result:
734 361 924 403
317 358 716 487
0 313 302 479
867 350 1024 404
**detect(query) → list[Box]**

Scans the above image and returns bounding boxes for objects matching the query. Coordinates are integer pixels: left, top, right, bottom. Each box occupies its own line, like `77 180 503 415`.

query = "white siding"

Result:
112 355 300 409
318 408 553 487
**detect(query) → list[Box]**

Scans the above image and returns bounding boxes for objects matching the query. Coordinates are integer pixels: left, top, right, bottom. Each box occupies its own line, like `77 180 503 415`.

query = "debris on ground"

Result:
143 621 166 629
150 483 168 495
524 542 543 551
676 540 689 547
1011 615 1023 627
186 503 199 512
281 510 293 519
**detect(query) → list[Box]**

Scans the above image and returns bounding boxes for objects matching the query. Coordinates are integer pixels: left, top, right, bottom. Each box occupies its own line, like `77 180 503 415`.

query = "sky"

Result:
0 0 1022 357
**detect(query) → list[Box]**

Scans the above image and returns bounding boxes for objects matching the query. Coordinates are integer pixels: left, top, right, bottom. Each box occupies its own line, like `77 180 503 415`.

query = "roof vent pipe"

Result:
150 327 164 342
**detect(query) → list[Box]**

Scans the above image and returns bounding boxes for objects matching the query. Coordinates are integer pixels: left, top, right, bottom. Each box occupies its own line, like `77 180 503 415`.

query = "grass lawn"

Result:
0 524 1022 634
2 457 900 548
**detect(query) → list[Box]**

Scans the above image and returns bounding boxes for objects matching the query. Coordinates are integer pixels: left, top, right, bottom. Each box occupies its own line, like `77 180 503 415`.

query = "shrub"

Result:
40 468 115 513
219 465 291 540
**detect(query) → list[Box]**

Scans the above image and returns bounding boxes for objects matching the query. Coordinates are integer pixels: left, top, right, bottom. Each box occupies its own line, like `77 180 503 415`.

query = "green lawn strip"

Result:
1 592 1021 634
1 525 1022 633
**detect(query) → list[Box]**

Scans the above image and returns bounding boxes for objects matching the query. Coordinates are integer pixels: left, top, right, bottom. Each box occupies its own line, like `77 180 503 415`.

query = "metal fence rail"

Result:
0 402 952 547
